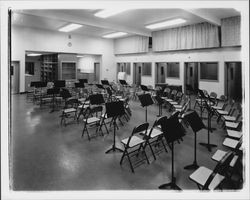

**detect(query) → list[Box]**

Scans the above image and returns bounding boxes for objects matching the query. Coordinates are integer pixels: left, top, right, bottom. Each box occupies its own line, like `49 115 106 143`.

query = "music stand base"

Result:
184 162 199 170
158 178 181 190
105 145 123 154
199 142 217 152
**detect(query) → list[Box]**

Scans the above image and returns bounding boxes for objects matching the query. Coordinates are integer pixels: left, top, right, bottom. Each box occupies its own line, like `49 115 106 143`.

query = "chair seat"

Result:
212 150 238 168
223 138 239 149
146 128 163 138
225 121 239 129
63 108 76 113
174 104 183 108
121 136 144 148
189 166 225 190
212 105 223 110
78 105 89 109
223 115 236 121
227 130 242 139
84 117 100 124
217 110 229 115
170 101 178 105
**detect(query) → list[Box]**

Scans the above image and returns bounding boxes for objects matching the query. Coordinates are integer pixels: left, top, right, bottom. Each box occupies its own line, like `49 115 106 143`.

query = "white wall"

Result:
12 26 116 92
115 47 241 96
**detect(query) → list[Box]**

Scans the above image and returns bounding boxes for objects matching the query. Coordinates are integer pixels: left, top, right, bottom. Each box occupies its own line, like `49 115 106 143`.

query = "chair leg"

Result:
120 150 126 165
147 142 156 160
126 154 134 173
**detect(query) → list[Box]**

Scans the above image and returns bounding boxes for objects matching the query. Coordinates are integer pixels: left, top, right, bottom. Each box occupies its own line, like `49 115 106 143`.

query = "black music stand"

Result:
79 79 88 84
89 94 105 105
199 101 217 152
105 101 125 154
184 110 205 170
47 87 60 113
155 95 164 117
140 85 149 93
101 80 110 86
138 93 154 122
197 89 208 119
75 82 85 98
158 114 185 190
96 84 105 91
54 80 65 88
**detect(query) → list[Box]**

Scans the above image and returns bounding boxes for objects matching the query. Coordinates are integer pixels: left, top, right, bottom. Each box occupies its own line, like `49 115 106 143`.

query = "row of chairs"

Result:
188 93 243 190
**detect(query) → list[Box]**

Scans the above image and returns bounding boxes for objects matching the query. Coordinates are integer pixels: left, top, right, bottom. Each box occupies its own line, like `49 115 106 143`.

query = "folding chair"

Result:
142 116 168 160
81 105 104 141
189 151 234 190
120 122 149 173
60 98 79 126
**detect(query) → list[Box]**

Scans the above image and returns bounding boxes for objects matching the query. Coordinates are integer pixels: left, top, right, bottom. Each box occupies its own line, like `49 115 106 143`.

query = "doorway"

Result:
156 62 166 83
225 62 242 101
184 62 199 93
133 63 142 86
94 62 100 83
11 61 20 94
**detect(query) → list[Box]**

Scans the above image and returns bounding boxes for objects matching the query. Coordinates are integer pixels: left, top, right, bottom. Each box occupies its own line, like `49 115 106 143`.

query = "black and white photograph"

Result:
0 0 249 199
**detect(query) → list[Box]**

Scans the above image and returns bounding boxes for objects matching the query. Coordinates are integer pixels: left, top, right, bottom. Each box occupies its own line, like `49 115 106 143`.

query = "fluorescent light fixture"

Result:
27 53 42 57
76 55 84 58
146 18 186 30
103 32 128 38
94 9 128 18
59 23 83 32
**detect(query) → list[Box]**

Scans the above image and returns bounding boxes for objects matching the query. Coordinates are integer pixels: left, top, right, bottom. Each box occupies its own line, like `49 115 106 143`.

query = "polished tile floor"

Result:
10 94 242 191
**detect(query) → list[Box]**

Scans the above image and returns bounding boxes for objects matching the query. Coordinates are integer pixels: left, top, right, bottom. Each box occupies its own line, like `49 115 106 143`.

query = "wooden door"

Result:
185 62 198 93
156 63 166 83
94 62 100 83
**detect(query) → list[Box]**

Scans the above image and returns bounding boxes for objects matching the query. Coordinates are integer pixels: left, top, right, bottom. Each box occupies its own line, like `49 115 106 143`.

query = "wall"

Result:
25 56 41 91
11 25 116 92
115 47 241 96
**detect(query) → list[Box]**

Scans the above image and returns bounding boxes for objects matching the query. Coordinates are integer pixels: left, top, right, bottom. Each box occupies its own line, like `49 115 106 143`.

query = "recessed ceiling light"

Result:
59 23 83 32
102 32 128 38
94 9 128 18
27 53 42 57
146 18 186 30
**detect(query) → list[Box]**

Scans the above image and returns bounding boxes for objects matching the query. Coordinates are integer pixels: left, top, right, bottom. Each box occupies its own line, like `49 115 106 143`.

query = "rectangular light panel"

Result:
27 53 42 57
146 18 186 29
102 32 128 38
94 9 128 18
59 23 83 32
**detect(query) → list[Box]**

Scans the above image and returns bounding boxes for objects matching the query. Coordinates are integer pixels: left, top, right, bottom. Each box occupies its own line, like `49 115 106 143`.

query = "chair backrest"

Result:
65 98 79 109
132 122 149 135
210 92 217 99
203 151 234 190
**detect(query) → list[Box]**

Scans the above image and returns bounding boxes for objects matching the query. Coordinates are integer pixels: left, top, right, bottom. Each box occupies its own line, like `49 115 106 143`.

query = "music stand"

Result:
101 80 110 86
199 101 217 152
184 110 205 170
197 89 208 119
155 95 164 117
140 85 149 92
96 84 105 91
89 94 105 105
47 87 60 113
158 114 185 190
79 79 88 84
105 101 125 154
54 80 65 88
138 93 154 122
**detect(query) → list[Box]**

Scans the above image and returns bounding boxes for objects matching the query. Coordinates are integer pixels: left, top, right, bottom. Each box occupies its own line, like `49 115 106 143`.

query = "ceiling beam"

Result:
184 9 221 26
18 10 152 37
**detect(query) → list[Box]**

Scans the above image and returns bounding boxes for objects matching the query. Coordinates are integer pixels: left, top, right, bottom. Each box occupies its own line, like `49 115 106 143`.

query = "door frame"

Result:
224 61 242 100
184 62 199 94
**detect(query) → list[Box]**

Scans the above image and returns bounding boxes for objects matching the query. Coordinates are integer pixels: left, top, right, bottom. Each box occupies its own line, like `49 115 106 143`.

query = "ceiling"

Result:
12 8 240 38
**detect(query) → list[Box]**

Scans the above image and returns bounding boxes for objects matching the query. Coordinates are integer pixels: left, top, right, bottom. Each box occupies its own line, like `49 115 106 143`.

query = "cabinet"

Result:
41 54 58 82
